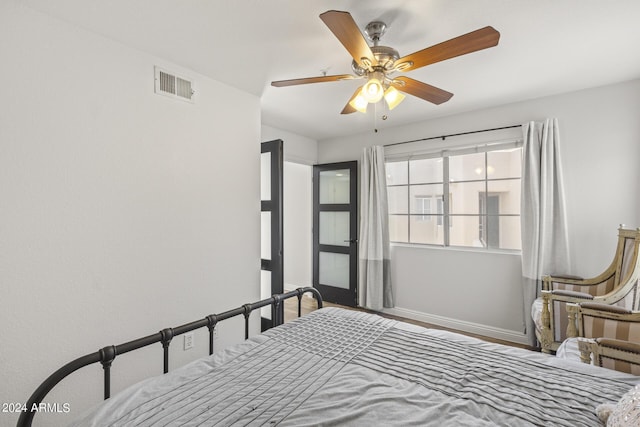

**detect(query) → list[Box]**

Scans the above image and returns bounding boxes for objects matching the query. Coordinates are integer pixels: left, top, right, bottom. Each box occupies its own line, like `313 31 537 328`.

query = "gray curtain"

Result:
521 118 570 345
358 146 393 310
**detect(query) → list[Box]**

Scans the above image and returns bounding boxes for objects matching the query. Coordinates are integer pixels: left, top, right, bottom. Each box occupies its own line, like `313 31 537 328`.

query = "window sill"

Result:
390 242 521 256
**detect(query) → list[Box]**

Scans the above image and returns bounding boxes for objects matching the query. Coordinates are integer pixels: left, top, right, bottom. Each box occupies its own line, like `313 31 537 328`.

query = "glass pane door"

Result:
313 161 358 307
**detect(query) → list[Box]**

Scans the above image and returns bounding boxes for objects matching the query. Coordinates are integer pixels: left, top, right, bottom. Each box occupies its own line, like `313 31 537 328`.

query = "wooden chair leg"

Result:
540 292 553 353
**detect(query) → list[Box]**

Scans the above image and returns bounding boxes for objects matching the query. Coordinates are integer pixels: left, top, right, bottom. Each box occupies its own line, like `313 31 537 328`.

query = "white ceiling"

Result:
22 0 640 141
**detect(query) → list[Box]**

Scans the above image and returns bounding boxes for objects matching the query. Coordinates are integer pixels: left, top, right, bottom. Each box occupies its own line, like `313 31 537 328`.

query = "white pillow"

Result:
596 403 616 424
531 298 543 332
557 337 594 364
604 384 640 426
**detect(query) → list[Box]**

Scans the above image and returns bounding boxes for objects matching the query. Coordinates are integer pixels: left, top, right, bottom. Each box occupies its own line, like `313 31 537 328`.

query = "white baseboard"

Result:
382 306 529 346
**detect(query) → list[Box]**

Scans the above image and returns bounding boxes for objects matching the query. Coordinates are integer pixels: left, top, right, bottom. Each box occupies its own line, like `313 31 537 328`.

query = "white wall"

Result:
318 79 640 342
261 125 318 165
283 163 313 290
0 3 261 427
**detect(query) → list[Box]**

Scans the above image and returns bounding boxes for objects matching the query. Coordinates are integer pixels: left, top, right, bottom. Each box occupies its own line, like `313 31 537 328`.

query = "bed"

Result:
20 289 640 426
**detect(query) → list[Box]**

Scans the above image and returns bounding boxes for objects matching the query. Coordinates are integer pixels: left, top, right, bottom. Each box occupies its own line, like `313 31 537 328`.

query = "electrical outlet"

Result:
183 332 194 350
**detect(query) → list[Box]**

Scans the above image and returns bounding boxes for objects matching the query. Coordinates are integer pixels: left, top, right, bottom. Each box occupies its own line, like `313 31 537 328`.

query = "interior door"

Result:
479 192 500 248
313 161 358 307
261 139 283 331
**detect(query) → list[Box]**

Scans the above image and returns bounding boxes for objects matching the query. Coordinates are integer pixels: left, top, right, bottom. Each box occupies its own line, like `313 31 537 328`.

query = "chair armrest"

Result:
592 338 640 374
542 273 614 294
550 290 594 300
548 273 584 281
596 338 640 354
580 302 632 315
577 338 640 373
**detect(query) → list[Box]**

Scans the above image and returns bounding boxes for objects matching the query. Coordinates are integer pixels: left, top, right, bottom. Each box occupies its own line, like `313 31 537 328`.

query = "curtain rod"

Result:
383 124 522 148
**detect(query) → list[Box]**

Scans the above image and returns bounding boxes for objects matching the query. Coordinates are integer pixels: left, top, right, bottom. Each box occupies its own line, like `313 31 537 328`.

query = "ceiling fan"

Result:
271 10 500 114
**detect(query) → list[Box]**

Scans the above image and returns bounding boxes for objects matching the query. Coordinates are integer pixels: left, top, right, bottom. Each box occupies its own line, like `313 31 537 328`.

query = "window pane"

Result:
449 215 484 247
261 152 271 201
319 211 350 246
319 169 350 204
389 215 408 242
410 215 444 245
487 148 522 179
487 179 521 215
409 184 443 214
497 216 522 250
409 158 443 184
449 152 486 182
261 211 271 260
386 161 408 185
449 181 485 214
319 252 349 289
387 186 408 214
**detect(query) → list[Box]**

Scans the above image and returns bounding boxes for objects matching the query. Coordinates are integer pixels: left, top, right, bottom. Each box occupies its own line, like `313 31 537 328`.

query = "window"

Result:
386 144 522 250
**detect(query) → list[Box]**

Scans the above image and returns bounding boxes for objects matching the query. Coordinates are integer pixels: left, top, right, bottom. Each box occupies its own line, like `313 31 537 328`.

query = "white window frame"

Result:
386 140 523 251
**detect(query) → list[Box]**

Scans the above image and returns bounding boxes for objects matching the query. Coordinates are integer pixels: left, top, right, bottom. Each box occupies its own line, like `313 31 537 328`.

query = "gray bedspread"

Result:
70 308 639 426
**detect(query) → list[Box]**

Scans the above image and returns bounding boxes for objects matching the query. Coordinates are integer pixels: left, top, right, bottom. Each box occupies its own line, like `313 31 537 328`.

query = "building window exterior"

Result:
386 145 522 250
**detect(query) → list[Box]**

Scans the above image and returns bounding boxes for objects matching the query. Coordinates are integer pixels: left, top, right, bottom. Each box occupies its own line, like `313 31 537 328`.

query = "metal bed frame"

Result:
17 287 323 427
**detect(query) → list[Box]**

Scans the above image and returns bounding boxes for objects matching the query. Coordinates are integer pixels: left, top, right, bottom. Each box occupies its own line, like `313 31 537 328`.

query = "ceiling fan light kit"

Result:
362 71 385 102
271 10 500 116
348 93 368 113
384 86 405 110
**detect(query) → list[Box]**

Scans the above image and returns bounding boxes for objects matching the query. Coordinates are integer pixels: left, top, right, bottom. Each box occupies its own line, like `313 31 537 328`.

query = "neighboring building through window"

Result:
386 143 522 250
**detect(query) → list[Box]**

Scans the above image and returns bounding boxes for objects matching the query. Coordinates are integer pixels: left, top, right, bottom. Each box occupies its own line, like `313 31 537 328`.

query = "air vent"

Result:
154 66 194 102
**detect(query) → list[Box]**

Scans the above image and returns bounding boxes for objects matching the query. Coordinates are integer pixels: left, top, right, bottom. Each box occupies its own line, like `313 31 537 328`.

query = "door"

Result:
486 194 500 248
479 192 500 248
313 161 358 307
261 139 283 330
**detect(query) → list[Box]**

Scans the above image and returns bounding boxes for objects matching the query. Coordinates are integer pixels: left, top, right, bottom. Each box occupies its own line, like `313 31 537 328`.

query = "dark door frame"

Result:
261 139 283 330
313 161 358 307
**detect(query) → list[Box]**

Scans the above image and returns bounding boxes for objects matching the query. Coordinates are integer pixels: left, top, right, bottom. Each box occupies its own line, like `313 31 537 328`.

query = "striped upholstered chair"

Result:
571 303 640 375
535 226 640 353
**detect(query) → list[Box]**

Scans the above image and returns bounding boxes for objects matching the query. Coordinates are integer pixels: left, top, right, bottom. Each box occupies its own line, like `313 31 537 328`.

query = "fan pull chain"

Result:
373 100 390 133
373 101 378 133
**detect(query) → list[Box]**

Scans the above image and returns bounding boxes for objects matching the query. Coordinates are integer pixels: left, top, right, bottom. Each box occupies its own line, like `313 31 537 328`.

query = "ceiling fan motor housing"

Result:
364 21 387 44
351 45 400 76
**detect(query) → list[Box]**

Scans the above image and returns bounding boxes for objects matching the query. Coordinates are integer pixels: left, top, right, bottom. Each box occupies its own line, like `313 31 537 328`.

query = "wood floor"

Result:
283 295 533 351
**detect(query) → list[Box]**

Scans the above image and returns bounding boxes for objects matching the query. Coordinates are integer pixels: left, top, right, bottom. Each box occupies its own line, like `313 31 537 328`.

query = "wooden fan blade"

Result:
395 26 500 72
320 10 378 69
271 74 354 87
341 86 365 114
391 76 453 105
